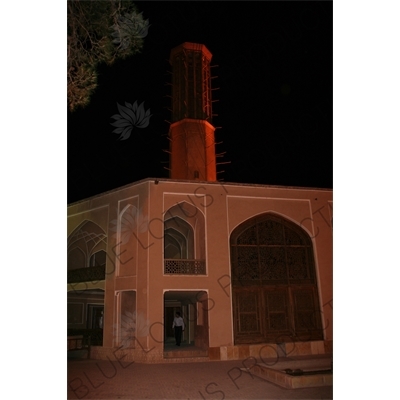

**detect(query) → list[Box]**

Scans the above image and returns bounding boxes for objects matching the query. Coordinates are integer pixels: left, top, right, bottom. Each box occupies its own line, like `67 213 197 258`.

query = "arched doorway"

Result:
230 213 323 344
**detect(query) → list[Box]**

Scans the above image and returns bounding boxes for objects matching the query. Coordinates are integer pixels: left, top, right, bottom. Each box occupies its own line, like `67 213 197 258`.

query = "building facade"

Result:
67 43 333 363
67 178 333 362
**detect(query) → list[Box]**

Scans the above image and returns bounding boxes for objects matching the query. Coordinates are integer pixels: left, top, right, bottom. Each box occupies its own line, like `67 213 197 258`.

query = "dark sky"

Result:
68 1 333 204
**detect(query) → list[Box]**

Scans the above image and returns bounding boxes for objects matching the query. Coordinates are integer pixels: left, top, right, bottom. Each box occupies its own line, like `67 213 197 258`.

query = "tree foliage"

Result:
67 0 149 112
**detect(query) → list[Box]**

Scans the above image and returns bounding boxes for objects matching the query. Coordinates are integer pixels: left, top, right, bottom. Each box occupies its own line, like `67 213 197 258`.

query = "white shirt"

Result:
172 316 185 329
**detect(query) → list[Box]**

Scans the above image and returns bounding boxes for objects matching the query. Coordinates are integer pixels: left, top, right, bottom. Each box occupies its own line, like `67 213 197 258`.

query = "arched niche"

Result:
164 202 206 274
68 220 107 269
230 213 323 344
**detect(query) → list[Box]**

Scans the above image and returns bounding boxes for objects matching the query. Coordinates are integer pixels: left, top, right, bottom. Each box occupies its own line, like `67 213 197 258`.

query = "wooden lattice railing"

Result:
67 265 106 283
164 259 206 275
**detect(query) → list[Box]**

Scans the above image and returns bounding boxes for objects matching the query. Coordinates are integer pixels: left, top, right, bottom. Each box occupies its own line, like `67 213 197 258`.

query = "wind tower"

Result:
167 42 217 181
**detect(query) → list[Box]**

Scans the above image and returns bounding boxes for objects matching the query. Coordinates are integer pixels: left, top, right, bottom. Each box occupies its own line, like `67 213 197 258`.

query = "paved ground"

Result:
68 358 333 399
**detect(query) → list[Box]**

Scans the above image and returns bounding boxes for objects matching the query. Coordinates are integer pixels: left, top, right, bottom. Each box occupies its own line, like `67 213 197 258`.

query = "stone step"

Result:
161 356 211 363
163 349 208 358
241 355 333 389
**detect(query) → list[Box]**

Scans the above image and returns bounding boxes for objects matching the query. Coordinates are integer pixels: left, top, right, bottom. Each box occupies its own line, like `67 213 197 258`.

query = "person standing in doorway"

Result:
172 312 185 346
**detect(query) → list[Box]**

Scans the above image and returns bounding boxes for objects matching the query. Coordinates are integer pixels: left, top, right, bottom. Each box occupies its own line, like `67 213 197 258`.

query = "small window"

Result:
194 171 199 179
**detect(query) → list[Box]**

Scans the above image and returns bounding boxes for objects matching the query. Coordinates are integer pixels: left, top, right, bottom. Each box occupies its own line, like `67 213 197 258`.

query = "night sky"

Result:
68 1 333 204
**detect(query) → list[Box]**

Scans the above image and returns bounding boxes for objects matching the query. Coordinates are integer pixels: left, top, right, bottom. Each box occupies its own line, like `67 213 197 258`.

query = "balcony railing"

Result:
164 259 206 275
67 265 106 283
68 329 103 346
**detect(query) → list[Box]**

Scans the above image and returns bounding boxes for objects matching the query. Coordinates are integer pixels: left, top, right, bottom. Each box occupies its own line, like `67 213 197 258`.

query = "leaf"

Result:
138 216 149 233
122 213 136 227
111 114 122 120
126 311 135 320
109 218 118 233
136 101 145 124
112 127 125 134
121 314 133 325
121 211 135 224
67 2 145 112
117 102 135 124
136 114 151 128
111 119 132 128
121 231 131 244
119 126 132 140
137 24 150 38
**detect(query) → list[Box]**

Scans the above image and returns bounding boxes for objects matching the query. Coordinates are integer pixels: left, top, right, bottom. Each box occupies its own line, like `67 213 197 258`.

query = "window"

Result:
231 214 323 344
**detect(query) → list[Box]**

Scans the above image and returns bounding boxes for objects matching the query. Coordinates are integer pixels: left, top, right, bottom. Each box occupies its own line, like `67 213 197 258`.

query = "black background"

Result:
68 1 333 204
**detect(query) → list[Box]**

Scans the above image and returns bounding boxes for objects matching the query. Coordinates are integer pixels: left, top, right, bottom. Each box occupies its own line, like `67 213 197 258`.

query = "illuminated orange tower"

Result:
168 43 216 181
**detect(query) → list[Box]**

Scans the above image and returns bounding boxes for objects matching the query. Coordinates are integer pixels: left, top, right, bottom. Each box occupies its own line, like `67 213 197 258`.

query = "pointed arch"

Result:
164 202 206 274
164 216 194 259
230 213 323 344
67 220 107 282
68 247 86 270
68 220 107 268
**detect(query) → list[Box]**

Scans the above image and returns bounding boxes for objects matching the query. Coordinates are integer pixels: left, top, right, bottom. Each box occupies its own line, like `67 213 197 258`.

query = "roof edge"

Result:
68 177 333 207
